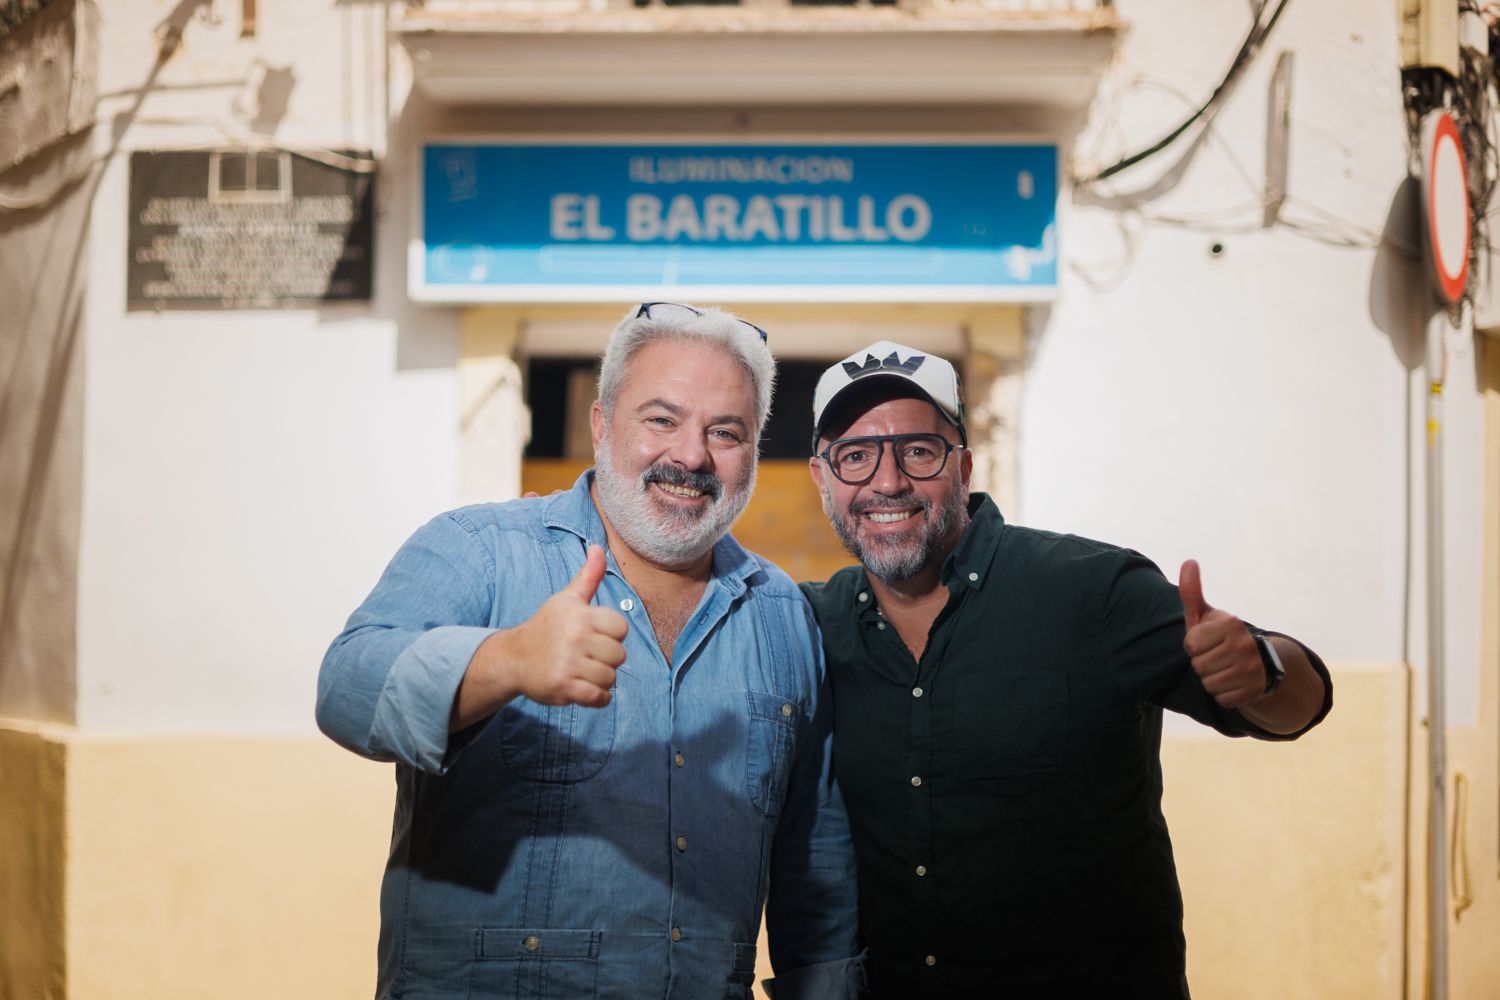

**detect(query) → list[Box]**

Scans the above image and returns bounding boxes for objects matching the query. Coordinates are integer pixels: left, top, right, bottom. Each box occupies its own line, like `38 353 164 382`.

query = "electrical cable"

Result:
1076 0 1292 186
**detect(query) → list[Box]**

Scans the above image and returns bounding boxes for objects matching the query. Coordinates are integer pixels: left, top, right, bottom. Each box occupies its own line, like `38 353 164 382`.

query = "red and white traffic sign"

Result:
1420 111 1471 304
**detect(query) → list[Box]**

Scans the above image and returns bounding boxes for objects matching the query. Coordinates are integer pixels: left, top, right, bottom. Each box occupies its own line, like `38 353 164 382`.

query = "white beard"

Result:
593 435 756 569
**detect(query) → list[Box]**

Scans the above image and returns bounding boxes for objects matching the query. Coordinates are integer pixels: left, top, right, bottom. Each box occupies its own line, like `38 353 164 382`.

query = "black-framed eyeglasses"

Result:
815 433 963 486
635 301 770 343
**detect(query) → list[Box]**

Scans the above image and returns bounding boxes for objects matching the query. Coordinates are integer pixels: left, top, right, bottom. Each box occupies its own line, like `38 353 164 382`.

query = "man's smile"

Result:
655 481 708 500
850 494 929 533
865 509 918 524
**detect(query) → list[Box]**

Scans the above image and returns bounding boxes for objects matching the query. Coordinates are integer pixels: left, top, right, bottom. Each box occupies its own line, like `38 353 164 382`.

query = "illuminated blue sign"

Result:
416 143 1057 300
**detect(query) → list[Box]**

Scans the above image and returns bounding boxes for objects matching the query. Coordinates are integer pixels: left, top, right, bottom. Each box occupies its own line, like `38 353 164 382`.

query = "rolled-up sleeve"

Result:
316 511 498 773
763 601 865 1000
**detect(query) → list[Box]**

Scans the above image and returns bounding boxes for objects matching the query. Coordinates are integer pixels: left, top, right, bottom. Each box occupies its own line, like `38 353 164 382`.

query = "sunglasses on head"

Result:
635 302 770 344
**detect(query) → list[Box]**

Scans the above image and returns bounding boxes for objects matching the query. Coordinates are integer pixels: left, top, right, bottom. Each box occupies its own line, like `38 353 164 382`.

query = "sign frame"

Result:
1419 111 1470 305
126 148 376 311
409 135 1062 304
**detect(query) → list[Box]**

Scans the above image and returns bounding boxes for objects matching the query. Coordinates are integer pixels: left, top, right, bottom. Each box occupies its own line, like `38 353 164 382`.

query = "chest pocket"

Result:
746 690 804 815
953 673 1068 795
466 927 600 1000
497 696 616 784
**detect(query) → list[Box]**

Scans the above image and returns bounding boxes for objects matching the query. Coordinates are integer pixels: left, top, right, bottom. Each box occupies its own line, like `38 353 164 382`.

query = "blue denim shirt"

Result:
316 472 862 1000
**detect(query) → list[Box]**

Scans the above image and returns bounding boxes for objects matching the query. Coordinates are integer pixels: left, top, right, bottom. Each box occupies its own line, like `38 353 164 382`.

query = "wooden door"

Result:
519 458 854 586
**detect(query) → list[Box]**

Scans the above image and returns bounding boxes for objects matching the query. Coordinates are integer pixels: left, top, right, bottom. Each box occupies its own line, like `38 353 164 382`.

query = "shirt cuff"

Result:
762 951 867 1000
1231 628 1334 741
371 624 496 773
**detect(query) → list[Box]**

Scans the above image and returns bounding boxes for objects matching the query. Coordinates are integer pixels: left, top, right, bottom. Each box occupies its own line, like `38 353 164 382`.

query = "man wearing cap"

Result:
317 304 862 1000
801 342 1332 998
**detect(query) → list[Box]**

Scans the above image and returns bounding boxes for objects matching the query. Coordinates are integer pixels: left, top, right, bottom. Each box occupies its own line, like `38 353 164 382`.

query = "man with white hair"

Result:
317 303 862 1000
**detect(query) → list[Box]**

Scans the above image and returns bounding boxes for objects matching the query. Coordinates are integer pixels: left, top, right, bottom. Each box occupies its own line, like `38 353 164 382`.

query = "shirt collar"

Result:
543 468 761 593
940 492 1003 592
542 469 611 548
848 492 1003 614
708 533 761 597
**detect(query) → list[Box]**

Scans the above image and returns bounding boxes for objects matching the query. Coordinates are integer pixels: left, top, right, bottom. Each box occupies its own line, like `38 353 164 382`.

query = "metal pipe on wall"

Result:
1425 303 1451 1000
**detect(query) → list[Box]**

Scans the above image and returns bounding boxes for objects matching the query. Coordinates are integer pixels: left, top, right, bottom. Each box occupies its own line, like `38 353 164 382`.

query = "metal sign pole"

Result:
1416 107 1467 1000
1425 303 1449 1000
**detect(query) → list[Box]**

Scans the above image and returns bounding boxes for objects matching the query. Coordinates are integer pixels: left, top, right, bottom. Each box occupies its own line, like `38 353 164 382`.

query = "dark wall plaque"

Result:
127 149 375 310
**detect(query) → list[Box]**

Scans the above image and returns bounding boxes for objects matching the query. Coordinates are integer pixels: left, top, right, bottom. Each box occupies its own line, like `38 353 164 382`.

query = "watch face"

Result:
1255 634 1285 694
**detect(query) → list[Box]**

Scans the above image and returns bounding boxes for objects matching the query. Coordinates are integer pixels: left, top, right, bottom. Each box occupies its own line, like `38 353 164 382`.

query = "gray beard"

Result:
593 435 755 569
826 484 968 584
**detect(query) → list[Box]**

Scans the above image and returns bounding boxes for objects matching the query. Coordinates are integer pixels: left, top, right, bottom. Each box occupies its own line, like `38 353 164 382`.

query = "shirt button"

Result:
925 954 937 967
967 572 978 582
676 835 687 852
619 598 634 612
781 703 793 717
674 751 685 767
915 865 927 876
910 775 922 787
523 935 540 951
671 927 683 942
877 622 886 631
858 591 869 602
912 686 923 697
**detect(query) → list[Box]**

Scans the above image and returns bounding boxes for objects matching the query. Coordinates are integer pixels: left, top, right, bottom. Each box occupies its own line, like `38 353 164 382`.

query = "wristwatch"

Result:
1253 632 1286 695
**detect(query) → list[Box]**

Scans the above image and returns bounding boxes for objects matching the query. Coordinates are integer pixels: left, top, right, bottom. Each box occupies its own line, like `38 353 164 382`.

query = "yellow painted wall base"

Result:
0 660 1410 999
1164 661 1409 1000
0 722 393 1000
0 722 67 1000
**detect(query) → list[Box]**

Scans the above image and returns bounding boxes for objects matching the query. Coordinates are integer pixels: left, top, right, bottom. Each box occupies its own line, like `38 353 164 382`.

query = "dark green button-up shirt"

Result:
802 494 1332 999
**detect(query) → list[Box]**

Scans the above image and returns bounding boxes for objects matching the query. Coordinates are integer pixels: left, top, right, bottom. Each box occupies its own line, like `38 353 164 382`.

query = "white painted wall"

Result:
1024 0 1430 672
67 0 1494 738
74 0 461 733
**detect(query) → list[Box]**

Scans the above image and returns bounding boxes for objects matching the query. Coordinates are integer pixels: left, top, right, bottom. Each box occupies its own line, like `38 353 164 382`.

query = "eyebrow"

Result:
636 398 750 433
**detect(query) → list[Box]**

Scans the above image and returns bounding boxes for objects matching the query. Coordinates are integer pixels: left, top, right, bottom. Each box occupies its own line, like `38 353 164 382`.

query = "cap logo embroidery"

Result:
843 351 926 379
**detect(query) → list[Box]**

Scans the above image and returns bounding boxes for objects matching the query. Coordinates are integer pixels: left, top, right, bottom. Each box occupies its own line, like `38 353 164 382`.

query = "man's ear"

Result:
959 444 974 488
808 455 836 517
589 400 605 450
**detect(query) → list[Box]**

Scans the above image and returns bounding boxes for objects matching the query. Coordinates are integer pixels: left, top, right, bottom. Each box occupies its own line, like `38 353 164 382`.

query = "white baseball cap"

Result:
812 341 966 445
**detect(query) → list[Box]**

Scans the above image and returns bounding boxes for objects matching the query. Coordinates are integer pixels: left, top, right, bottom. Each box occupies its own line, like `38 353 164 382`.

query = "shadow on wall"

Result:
0 0 221 721
0 131 90 723
1366 175 1426 374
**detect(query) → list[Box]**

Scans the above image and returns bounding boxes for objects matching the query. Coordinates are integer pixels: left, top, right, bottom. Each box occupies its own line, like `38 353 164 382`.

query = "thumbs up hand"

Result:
1179 559 1266 709
486 545 629 710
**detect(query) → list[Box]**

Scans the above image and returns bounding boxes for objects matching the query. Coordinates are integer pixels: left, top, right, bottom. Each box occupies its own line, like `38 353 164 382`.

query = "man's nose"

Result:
867 440 911 495
668 428 711 470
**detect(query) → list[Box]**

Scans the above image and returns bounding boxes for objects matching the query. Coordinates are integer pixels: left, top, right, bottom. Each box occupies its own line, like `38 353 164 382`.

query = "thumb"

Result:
564 545 607 603
1179 559 1210 629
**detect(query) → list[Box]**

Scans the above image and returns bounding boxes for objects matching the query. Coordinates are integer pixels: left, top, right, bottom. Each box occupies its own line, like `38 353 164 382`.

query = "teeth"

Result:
868 511 914 524
659 483 704 499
